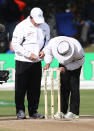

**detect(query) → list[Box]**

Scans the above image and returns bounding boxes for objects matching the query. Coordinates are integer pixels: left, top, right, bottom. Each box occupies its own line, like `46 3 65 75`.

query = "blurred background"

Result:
0 0 94 53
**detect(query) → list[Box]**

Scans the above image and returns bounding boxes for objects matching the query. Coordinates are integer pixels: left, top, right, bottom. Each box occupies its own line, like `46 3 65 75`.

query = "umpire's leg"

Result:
27 62 42 116
60 64 70 114
15 60 28 114
69 67 82 115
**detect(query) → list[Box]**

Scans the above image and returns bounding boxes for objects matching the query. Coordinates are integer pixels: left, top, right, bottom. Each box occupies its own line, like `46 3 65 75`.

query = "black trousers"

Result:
59 64 82 115
15 60 42 116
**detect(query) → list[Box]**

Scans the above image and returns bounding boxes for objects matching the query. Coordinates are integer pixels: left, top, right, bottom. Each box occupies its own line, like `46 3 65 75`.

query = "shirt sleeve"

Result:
12 25 31 58
44 23 50 47
43 41 53 64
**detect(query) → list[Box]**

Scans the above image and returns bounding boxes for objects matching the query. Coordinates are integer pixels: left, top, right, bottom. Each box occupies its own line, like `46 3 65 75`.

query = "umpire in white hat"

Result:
43 36 85 119
12 7 50 119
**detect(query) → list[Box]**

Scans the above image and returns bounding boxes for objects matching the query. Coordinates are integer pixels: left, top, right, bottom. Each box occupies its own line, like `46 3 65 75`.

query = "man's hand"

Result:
43 64 50 71
59 67 66 73
39 51 45 58
29 53 38 61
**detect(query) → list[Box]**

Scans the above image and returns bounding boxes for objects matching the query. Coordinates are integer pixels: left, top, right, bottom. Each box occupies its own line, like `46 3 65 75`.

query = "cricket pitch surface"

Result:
0 116 94 131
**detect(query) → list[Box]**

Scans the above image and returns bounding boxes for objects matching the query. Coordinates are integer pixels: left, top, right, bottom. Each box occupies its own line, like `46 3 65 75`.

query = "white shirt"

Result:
44 36 85 70
12 16 50 62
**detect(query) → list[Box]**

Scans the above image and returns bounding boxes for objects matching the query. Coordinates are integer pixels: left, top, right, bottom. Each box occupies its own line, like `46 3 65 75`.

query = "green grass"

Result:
0 90 94 116
80 90 94 115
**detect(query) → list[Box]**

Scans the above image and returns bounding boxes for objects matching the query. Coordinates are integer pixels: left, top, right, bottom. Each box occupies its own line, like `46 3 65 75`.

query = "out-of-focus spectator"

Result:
0 24 8 53
80 0 94 45
6 0 27 54
14 0 26 22
0 24 5 32
0 0 23 51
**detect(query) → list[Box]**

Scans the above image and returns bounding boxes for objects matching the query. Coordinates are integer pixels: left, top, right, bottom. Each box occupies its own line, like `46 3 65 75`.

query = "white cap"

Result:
30 7 45 24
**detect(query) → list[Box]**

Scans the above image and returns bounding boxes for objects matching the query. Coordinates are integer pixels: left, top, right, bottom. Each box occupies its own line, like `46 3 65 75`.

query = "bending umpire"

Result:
43 36 85 119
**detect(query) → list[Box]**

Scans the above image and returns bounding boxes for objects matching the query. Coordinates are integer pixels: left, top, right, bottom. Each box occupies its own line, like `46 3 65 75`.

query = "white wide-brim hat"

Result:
52 40 74 64
30 7 45 24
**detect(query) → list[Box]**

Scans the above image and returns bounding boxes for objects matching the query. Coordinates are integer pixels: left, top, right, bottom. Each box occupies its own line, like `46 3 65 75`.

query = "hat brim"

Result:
52 41 74 64
33 17 45 24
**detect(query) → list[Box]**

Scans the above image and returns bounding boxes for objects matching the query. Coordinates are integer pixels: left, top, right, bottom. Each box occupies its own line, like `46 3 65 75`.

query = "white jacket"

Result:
12 16 50 62
44 36 85 70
